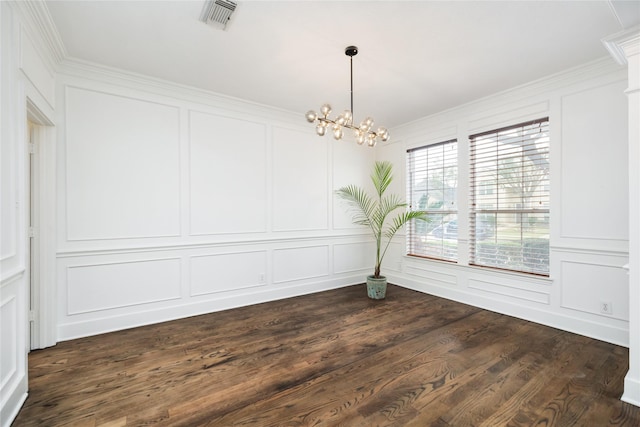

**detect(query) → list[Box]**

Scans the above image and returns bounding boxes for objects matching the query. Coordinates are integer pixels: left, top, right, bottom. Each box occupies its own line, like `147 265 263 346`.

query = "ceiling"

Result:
46 1 639 129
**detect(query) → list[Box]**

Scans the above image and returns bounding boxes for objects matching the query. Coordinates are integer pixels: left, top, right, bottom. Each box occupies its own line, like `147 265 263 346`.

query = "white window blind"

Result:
407 140 458 261
469 118 550 275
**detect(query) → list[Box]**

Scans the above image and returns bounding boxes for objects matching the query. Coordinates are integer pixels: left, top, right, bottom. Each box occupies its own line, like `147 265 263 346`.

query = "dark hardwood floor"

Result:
13 285 640 426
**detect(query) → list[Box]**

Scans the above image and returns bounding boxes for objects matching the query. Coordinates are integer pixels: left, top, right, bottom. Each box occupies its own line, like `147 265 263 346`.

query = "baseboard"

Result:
622 375 640 407
1 391 28 427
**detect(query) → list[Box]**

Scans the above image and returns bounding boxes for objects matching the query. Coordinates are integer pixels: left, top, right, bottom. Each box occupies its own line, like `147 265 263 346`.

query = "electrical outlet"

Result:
600 301 613 315
259 273 265 283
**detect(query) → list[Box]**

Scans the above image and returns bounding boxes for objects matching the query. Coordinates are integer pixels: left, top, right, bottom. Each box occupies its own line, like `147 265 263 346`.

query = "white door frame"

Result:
26 98 56 350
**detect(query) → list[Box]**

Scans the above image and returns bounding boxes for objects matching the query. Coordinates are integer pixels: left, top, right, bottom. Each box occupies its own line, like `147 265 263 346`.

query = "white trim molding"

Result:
604 25 640 408
602 25 640 65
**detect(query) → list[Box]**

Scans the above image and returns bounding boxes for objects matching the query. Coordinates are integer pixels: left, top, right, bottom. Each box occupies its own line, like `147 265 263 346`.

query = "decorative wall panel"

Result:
190 251 267 296
0 127 16 261
332 141 374 229
273 245 329 283
560 81 628 241
468 278 550 304
0 272 27 426
65 87 181 240
272 126 328 231
333 241 375 274
0 294 18 390
561 259 628 320
405 263 458 287
189 110 267 235
66 258 181 314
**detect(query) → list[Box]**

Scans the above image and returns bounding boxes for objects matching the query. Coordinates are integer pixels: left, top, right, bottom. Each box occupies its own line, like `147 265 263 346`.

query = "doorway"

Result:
26 100 55 350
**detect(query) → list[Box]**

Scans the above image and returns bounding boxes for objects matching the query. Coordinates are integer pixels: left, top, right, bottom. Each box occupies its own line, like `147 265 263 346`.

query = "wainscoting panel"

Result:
405 262 458 288
272 126 328 232
190 251 267 296
273 245 329 284
468 277 550 305
0 272 27 427
66 258 182 315
561 259 629 320
0 293 18 391
189 110 268 235
65 86 181 241
57 239 363 341
333 241 375 275
384 241 404 274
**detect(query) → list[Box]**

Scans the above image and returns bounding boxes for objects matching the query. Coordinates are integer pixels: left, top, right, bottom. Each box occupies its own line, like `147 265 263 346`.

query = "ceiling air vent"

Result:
200 0 237 30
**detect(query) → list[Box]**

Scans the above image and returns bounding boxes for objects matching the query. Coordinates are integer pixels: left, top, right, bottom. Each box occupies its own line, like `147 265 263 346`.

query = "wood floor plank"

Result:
13 285 640 426
215 310 507 426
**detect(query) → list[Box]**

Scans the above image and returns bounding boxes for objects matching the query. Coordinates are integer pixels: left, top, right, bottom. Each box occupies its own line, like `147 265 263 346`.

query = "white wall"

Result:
54 61 376 341
0 2 59 425
381 58 631 347
2 3 637 424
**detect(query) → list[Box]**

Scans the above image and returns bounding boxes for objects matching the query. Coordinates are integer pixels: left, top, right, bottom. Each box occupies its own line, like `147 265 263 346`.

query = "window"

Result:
407 140 458 261
469 118 550 275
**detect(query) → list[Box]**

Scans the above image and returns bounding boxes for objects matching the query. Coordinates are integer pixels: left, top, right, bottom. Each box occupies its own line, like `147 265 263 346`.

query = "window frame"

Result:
468 117 550 276
406 139 459 262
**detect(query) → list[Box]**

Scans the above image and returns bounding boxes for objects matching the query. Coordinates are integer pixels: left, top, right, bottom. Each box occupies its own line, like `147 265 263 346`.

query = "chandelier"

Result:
305 46 389 147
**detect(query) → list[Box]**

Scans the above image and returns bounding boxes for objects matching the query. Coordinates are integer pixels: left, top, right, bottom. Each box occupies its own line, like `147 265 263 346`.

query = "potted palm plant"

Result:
336 161 429 299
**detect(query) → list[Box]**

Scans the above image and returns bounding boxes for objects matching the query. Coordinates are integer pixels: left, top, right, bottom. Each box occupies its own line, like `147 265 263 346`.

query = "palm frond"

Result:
384 211 429 240
335 185 375 227
372 194 406 229
371 161 393 198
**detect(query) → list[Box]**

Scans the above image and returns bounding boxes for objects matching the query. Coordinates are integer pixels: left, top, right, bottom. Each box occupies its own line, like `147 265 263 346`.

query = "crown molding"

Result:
602 25 640 65
10 0 67 66
58 57 301 124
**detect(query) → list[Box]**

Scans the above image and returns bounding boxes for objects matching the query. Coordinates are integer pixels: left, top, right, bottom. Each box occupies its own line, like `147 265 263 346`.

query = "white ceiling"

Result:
46 1 639 128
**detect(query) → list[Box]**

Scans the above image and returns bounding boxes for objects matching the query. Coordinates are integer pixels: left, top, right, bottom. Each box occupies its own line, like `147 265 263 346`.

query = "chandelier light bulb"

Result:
320 104 332 117
306 110 318 123
316 123 326 136
342 110 353 124
367 134 376 147
364 117 375 131
333 124 343 140
359 117 374 132
356 132 366 145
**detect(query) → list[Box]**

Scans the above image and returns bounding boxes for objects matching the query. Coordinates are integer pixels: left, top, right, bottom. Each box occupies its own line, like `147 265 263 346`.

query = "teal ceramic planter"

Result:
366 275 387 300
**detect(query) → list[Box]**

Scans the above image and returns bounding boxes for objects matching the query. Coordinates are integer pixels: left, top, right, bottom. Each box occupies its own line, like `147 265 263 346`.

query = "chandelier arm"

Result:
316 117 377 136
